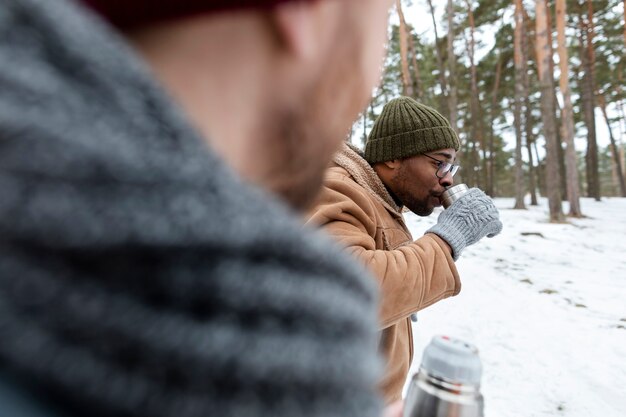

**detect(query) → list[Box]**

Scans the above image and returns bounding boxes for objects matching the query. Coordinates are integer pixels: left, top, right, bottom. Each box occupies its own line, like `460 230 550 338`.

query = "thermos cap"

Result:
420 335 482 385
441 184 469 208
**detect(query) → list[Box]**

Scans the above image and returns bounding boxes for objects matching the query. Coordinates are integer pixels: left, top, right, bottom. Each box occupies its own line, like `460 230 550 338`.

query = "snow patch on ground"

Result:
403 197 626 417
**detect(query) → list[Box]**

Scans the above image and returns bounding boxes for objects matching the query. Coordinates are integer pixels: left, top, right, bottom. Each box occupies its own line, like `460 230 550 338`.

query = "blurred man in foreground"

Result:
0 0 398 416
308 97 502 402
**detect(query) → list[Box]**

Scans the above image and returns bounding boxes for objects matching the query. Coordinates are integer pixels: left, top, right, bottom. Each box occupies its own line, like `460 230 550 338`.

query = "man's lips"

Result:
432 190 448 206
431 194 443 206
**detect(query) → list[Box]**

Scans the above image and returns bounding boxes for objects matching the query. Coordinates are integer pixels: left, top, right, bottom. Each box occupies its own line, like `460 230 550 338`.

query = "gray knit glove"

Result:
426 188 502 260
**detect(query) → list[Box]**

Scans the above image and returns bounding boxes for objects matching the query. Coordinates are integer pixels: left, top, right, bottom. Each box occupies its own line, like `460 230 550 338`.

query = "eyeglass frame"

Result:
422 153 460 179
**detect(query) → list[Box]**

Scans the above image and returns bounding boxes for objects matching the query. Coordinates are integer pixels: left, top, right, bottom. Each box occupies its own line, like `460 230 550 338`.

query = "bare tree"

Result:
426 0 449 115
524 117 539 205
617 95 626 185
487 52 502 197
578 0 600 200
466 0 487 189
546 4 568 200
447 0 458 131
598 93 626 196
522 7 539 205
396 0 413 97
513 0 527 209
556 0 583 216
536 0 565 222
406 26 422 99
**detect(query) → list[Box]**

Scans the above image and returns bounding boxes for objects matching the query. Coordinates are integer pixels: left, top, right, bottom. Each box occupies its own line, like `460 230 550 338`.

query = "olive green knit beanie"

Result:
364 96 460 164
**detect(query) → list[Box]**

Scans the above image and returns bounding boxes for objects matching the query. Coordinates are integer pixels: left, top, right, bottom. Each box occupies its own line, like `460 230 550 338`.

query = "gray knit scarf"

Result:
0 1 381 417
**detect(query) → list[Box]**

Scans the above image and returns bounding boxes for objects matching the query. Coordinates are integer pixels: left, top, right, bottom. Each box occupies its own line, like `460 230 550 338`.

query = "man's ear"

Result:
382 159 402 170
271 1 318 59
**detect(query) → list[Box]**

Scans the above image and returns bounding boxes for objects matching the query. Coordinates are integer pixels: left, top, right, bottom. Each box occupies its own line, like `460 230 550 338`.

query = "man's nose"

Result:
439 171 454 188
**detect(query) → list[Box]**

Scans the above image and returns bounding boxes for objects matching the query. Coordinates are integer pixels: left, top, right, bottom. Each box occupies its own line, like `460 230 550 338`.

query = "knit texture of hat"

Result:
364 97 460 164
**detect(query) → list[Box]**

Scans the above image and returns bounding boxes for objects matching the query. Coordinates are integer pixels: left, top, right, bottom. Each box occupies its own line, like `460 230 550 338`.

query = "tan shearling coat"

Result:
307 143 461 403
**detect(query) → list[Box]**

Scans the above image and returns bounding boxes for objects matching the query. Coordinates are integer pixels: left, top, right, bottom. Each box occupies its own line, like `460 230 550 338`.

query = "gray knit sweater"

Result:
0 1 382 417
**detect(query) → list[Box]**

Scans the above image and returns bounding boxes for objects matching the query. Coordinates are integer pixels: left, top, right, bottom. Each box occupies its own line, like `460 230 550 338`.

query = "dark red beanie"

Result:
79 0 306 29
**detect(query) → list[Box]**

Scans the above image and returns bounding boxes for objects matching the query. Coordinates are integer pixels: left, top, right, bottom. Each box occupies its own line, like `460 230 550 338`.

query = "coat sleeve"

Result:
307 174 461 329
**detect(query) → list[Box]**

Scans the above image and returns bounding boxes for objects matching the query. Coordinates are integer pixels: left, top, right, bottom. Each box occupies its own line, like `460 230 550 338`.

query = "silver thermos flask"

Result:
440 184 469 209
403 335 484 417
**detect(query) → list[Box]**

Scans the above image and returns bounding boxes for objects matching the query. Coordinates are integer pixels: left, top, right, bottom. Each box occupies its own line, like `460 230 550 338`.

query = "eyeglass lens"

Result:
437 163 459 178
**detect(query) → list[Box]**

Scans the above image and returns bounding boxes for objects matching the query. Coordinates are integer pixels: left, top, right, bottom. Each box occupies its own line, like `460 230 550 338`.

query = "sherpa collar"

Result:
333 143 403 214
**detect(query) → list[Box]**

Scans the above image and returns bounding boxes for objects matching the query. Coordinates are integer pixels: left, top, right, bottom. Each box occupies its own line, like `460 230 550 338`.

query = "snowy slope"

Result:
403 197 626 417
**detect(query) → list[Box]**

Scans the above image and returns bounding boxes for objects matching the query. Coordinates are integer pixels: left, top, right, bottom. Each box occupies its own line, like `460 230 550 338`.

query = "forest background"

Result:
351 0 626 222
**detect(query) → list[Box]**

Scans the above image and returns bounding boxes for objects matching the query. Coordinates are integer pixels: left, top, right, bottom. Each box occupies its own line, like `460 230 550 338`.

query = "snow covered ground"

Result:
403 196 626 417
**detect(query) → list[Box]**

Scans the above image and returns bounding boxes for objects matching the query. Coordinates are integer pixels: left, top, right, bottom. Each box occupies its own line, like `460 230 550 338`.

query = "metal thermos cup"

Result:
441 184 469 209
403 335 484 417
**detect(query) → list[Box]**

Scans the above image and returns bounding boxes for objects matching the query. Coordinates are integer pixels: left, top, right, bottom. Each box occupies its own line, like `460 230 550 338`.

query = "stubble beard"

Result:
267 63 368 211
403 195 434 217
264 20 372 212
392 166 435 217
262 101 342 212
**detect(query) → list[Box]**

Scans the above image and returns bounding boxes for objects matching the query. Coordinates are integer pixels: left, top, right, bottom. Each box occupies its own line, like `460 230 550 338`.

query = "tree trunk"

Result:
466 0 487 189
554 96 568 199
406 29 422 99
447 0 458 132
578 3 600 201
545 3 568 201
533 140 546 195
617 98 626 185
427 0 449 115
396 0 413 97
599 94 626 196
536 0 565 222
488 53 502 197
522 8 539 205
513 0 526 209
556 0 583 216
526 133 539 205
462 137 476 187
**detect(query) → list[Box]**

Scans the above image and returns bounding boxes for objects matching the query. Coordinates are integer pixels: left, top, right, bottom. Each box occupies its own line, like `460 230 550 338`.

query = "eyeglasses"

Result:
422 154 460 178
